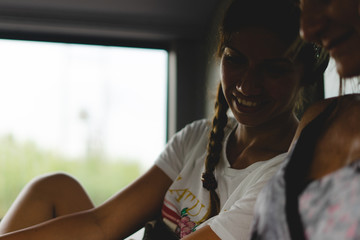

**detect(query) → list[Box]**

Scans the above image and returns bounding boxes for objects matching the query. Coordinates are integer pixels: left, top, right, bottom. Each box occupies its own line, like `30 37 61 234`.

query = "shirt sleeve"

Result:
155 119 210 181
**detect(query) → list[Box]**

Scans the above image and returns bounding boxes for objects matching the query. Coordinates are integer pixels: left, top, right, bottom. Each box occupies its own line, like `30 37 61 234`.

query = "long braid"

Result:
201 83 229 220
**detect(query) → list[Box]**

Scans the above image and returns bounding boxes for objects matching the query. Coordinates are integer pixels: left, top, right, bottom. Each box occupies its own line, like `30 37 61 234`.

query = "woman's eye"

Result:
223 54 248 66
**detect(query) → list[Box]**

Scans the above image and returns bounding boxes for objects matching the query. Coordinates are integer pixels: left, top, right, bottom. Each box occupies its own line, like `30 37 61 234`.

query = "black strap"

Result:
284 99 338 240
142 218 179 240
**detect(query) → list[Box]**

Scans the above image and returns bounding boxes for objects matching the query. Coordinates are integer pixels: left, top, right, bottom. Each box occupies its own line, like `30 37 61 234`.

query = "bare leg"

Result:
0 172 94 234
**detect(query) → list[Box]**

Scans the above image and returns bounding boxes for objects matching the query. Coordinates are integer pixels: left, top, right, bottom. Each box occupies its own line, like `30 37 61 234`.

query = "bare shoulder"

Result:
306 94 360 179
302 95 360 135
338 94 360 116
291 97 337 147
330 94 360 133
290 94 360 150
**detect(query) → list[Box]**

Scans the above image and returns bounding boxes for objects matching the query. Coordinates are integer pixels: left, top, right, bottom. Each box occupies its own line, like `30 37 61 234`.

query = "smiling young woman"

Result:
250 0 360 239
300 0 360 78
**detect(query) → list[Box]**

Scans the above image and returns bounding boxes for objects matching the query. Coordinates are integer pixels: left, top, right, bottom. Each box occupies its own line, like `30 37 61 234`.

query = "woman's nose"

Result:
300 2 327 44
236 70 262 96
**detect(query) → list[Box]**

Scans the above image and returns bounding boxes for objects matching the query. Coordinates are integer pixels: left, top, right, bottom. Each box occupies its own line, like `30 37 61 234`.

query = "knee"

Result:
41 172 79 185
27 172 83 195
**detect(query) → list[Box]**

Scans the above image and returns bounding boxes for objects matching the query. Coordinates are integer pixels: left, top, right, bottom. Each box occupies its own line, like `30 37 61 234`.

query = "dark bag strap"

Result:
142 217 179 240
284 99 338 240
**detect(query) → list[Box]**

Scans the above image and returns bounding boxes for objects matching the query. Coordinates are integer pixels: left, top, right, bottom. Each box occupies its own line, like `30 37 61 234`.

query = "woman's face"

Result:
300 0 360 78
220 28 304 127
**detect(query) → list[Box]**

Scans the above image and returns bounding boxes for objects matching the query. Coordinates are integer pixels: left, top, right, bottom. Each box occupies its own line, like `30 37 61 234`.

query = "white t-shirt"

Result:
155 119 286 239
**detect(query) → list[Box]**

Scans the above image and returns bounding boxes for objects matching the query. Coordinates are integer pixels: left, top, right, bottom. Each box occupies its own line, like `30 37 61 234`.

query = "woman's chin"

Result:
335 59 360 79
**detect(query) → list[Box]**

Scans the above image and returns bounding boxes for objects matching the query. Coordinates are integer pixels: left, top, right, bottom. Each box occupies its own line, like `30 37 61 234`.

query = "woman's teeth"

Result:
237 98 258 107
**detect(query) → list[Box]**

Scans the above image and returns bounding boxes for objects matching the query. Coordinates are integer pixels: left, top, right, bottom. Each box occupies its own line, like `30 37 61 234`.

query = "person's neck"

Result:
239 112 298 144
228 112 298 169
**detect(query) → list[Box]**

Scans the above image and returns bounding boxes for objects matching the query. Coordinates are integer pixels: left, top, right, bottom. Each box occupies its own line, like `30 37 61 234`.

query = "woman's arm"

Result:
181 225 220 240
0 165 172 240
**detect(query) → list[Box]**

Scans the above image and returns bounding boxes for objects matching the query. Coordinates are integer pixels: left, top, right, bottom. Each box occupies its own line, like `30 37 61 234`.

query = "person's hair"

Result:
201 83 228 219
201 0 329 220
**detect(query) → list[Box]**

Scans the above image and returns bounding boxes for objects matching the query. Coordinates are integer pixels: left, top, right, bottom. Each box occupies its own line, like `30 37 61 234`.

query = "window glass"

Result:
324 58 360 98
0 39 168 218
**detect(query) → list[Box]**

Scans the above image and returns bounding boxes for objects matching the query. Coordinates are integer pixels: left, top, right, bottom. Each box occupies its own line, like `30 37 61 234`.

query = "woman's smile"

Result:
231 92 269 114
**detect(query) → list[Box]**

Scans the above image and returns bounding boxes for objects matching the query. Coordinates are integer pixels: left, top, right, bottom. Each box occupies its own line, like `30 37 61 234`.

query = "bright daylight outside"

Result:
0 39 168 222
324 58 360 98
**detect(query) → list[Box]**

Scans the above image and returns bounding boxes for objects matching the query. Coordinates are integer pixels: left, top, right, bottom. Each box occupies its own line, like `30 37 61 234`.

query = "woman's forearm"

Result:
181 225 220 240
0 209 105 240
0 165 172 240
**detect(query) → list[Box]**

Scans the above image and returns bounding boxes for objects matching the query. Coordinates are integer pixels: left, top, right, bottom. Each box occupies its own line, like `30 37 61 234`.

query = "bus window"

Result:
0 39 168 218
324 58 360 98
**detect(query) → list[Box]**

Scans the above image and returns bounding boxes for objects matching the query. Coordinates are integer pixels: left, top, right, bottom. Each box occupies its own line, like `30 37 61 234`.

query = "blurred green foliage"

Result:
0 135 142 217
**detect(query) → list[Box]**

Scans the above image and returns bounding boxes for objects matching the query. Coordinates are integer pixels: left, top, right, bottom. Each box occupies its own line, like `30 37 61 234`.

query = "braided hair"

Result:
202 83 229 220
201 0 329 221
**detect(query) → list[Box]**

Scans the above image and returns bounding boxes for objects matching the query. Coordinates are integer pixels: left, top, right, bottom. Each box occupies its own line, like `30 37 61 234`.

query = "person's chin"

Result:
335 57 360 78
